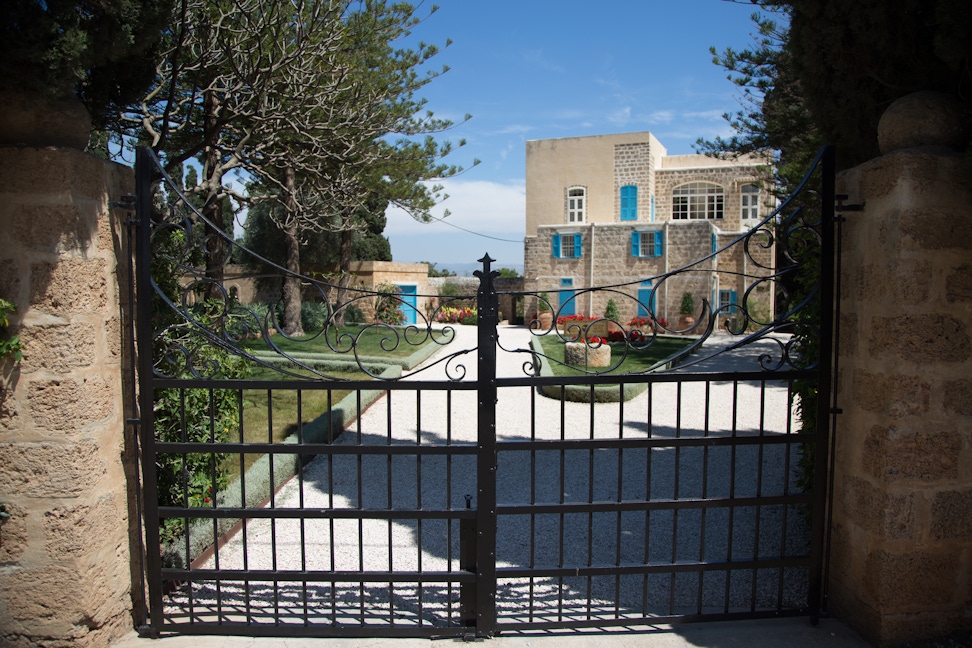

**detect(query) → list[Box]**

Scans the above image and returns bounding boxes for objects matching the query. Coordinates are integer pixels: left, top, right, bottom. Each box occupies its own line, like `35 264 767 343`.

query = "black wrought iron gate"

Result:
131 146 838 638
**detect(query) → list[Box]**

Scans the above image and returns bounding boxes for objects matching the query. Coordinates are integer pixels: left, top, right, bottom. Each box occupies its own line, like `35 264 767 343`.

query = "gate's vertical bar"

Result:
474 254 499 636
134 147 164 635
809 145 837 624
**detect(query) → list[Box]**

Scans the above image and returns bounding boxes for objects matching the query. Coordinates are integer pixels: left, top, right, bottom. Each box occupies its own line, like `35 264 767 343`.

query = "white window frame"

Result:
561 233 576 258
672 182 725 220
741 184 760 220
567 186 586 223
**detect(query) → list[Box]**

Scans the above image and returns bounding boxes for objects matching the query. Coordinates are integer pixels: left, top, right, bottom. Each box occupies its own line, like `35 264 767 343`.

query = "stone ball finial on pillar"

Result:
877 91 969 154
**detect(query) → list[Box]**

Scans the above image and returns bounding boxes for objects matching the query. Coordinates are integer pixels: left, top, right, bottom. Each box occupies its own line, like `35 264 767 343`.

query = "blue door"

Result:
397 284 418 325
637 280 655 317
559 278 575 317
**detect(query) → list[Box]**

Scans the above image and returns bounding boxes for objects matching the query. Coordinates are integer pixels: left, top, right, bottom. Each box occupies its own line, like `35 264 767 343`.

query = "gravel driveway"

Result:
168 324 812 631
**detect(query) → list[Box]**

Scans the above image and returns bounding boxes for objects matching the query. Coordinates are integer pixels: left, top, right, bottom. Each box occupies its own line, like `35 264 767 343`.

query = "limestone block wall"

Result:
0 147 134 646
654 163 770 232
346 260 430 322
830 148 972 645
613 142 654 221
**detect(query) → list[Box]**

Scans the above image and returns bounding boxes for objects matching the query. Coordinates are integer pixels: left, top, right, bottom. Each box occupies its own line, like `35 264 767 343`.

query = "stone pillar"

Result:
0 146 135 646
830 92 972 645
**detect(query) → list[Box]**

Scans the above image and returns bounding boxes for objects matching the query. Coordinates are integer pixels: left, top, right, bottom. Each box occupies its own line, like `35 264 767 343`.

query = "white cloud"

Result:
684 109 727 121
384 178 526 237
608 106 632 125
644 110 675 124
495 124 533 135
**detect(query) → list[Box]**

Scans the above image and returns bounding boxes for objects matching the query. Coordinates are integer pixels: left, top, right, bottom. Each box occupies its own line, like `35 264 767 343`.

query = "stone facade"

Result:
831 141 972 645
523 132 774 324
0 147 134 647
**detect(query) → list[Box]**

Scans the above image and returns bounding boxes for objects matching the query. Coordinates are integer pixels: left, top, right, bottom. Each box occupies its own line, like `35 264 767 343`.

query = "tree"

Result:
125 0 473 334
0 0 172 132
242 194 392 281
700 0 972 496
425 262 456 278
700 1 972 177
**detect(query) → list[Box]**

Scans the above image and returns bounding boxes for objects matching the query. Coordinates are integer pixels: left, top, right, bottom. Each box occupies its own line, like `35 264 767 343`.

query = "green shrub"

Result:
301 300 330 332
460 311 478 325
604 298 619 321
373 283 405 325
343 304 365 324
0 298 22 364
154 302 250 544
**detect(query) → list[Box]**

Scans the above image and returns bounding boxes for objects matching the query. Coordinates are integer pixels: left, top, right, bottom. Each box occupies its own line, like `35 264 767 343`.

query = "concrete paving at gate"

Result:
112 615 872 647
129 325 849 642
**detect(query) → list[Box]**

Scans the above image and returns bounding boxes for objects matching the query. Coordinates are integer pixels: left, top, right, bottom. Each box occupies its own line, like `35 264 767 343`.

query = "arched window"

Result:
672 182 724 220
567 186 586 223
741 183 760 220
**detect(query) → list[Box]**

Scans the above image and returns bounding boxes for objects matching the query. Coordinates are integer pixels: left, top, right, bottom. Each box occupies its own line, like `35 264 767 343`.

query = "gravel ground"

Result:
167 325 812 631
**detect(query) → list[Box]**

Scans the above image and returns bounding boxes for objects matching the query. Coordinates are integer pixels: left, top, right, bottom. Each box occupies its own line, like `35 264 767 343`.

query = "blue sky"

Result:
382 0 767 271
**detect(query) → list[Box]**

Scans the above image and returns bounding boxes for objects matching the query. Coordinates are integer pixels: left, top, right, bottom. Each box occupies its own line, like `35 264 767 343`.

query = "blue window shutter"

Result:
574 233 582 258
711 233 717 254
620 185 637 220
653 231 663 257
730 290 738 314
631 231 640 257
552 234 561 258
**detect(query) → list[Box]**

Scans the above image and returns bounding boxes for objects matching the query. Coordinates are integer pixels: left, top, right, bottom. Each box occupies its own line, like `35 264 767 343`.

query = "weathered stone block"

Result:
862 425 961 483
0 147 111 201
839 312 858 358
0 258 21 305
0 441 103 497
947 266 972 303
9 203 100 254
863 550 955 611
30 258 108 315
855 262 931 304
28 376 114 433
0 561 131 644
944 379 972 416
853 369 930 418
44 494 121 561
841 475 915 540
19 321 96 372
0 501 28 563
869 315 971 363
931 489 972 541
900 208 972 252
0 382 21 432
0 565 84 625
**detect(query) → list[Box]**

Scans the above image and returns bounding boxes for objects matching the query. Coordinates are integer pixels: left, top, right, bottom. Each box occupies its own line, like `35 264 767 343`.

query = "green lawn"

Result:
535 335 695 375
228 365 364 479
241 324 449 359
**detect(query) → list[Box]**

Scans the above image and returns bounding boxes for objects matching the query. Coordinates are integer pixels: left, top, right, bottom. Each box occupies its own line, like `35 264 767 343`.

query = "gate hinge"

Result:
109 195 137 210
835 195 864 213
830 407 843 415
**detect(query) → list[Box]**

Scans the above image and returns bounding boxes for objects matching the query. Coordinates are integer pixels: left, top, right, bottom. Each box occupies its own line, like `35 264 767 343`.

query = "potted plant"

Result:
603 298 621 333
535 292 553 330
678 292 696 332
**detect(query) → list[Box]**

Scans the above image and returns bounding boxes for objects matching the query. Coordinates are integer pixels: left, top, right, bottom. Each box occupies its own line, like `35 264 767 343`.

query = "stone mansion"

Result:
523 131 776 327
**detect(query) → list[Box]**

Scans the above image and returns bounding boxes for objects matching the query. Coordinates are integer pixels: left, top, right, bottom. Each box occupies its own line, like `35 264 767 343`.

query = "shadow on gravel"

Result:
167 422 812 631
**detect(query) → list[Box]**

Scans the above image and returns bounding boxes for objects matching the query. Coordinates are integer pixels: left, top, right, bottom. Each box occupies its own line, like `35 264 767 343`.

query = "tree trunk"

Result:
331 218 354 329
202 89 225 302
280 165 305 336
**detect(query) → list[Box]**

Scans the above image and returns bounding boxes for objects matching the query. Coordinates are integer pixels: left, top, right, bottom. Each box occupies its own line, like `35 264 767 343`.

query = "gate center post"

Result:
473 254 500 637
